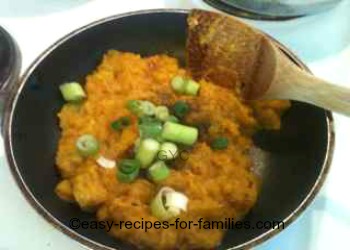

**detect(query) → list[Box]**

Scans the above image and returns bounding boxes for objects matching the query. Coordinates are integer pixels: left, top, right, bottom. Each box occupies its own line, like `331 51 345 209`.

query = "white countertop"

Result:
1 0 350 249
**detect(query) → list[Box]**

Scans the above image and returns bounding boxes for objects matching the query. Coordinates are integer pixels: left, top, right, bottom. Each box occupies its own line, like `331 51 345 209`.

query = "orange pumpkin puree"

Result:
55 51 290 249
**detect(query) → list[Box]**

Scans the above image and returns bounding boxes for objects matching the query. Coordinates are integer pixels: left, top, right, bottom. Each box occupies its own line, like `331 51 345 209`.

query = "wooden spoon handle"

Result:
265 64 350 116
258 42 350 116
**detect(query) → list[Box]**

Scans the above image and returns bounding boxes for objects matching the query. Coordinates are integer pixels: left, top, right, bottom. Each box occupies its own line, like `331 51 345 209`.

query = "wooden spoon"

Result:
187 9 350 116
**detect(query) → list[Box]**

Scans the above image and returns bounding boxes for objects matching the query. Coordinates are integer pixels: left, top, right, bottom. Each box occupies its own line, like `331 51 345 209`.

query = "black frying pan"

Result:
0 9 334 250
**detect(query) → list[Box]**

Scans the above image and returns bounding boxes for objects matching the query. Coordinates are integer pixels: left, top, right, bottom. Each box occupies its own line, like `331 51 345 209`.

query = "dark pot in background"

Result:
204 0 343 20
0 26 21 113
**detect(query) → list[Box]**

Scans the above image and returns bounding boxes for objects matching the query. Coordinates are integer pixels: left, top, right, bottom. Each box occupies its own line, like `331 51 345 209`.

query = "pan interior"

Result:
8 11 330 250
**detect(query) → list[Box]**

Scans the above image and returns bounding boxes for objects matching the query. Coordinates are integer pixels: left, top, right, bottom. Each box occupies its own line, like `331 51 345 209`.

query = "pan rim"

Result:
2 8 335 250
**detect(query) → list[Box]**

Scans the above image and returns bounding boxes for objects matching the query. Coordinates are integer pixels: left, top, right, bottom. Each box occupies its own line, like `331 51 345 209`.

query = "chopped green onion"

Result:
117 169 139 183
111 116 131 131
119 159 141 174
96 156 116 169
184 79 200 96
155 106 170 121
127 100 156 117
172 100 190 119
76 134 99 156
138 115 156 124
171 76 186 94
150 187 188 221
117 159 141 183
126 100 143 116
148 161 170 182
166 115 179 123
210 137 229 150
136 138 160 168
159 142 178 161
59 82 86 102
161 122 198 146
164 190 188 212
138 118 163 139
170 76 200 96
151 187 175 221
141 101 156 116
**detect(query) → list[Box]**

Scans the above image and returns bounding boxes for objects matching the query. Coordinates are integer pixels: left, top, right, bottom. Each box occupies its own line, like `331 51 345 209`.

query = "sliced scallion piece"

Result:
166 115 179 123
96 156 116 169
126 100 143 116
76 134 99 156
171 76 186 94
141 101 156 116
172 100 190 119
159 142 178 161
184 79 200 96
117 169 139 183
138 118 163 139
151 187 174 221
127 100 156 117
161 122 198 146
150 187 188 221
164 190 188 212
59 82 86 102
111 116 131 131
148 161 170 182
119 159 141 173
155 106 170 121
138 115 157 124
210 137 229 150
117 159 141 183
135 138 160 168
170 76 200 96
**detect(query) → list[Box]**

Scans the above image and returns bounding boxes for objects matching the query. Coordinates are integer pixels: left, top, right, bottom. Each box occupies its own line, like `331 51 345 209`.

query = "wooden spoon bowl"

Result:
187 9 350 116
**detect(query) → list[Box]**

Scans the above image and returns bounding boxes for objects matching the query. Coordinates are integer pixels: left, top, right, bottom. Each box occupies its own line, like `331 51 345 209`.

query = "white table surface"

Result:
1 0 350 249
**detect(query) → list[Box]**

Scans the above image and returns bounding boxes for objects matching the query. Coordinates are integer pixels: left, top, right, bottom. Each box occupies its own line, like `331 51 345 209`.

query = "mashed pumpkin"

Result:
55 51 290 249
